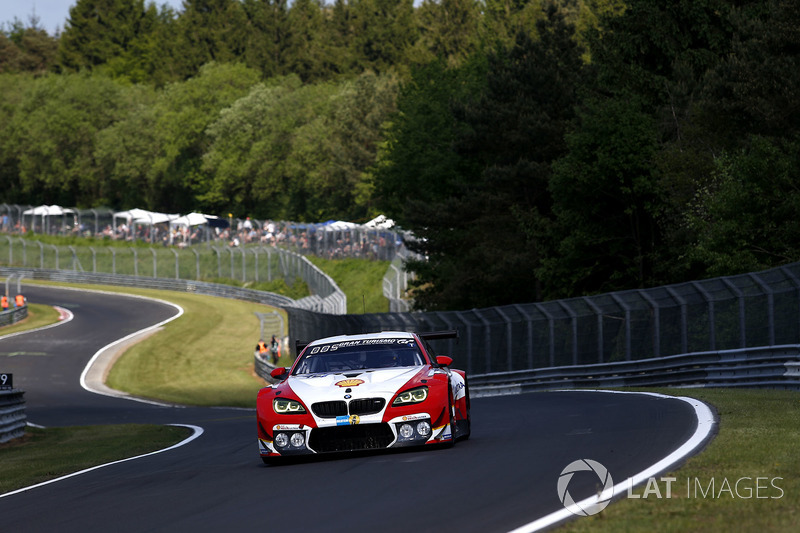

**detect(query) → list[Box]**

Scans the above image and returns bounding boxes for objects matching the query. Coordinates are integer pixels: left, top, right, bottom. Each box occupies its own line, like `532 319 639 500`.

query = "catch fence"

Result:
286 262 800 383
0 238 345 314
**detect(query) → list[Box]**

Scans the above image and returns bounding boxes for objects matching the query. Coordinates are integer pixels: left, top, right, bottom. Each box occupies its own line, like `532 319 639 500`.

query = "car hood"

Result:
286 367 424 403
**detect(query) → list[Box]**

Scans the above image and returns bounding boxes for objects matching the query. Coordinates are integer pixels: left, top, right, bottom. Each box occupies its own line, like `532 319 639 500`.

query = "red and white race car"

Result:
257 330 470 463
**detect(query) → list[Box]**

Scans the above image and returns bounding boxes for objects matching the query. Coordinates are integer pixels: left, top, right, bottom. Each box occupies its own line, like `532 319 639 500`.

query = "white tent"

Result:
114 208 155 227
22 205 76 233
170 212 212 227
322 220 359 231
364 214 395 229
135 212 178 225
22 205 75 216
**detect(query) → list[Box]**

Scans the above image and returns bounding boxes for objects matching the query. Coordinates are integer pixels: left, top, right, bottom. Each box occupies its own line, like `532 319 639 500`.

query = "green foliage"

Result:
542 94 661 297
57 0 151 72
2 0 800 311
97 62 261 212
381 7 586 310
408 0 482 68
0 22 58 73
6 73 125 207
686 136 800 276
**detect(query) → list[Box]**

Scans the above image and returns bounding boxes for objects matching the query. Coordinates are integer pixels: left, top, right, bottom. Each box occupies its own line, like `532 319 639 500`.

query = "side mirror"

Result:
270 367 288 379
436 356 453 367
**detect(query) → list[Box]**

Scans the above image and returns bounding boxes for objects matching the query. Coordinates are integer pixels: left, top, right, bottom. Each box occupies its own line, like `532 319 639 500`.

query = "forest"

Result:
1 0 799 311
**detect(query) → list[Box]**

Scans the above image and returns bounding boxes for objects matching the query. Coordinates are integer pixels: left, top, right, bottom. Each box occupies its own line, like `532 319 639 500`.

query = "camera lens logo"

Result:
558 459 614 516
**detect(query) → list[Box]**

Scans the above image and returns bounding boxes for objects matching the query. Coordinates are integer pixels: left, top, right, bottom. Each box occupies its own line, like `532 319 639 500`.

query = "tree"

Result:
349 0 417 76
57 0 151 72
377 5 585 310
0 19 58 74
284 0 337 82
242 0 291 79
409 0 482 67
7 73 126 207
173 0 249 79
542 94 661 297
96 62 260 212
201 75 337 218
686 135 800 276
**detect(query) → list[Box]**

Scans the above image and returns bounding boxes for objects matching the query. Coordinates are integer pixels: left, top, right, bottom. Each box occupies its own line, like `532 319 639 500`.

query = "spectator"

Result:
269 335 280 364
255 339 269 361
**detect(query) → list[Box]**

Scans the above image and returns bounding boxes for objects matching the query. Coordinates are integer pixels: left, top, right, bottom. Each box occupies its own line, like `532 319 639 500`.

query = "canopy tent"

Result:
135 212 179 225
22 205 76 216
321 220 360 231
364 215 395 230
113 209 179 227
21 205 77 233
170 212 212 227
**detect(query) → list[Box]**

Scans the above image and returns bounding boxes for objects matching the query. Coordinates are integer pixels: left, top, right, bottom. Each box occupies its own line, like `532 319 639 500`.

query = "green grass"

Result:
0 303 62 336
0 424 192 495
92 285 285 407
561 388 799 532
306 255 390 314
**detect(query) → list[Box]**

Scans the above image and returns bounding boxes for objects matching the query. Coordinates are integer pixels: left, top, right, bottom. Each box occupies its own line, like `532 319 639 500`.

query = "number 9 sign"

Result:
0 373 11 389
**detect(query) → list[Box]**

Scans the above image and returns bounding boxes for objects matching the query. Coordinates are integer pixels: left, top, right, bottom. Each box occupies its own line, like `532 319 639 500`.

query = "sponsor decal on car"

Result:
308 338 415 354
402 414 429 422
274 424 303 430
336 415 361 425
335 378 365 387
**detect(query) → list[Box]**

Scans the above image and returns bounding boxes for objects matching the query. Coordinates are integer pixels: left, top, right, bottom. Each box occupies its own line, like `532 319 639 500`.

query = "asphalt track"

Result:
0 285 715 532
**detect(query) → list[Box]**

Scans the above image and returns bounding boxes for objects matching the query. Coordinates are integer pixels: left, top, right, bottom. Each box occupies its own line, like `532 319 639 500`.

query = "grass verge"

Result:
560 387 799 532
0 303 62 337
16 280 284 407
0 424 192 495
306 256 390 314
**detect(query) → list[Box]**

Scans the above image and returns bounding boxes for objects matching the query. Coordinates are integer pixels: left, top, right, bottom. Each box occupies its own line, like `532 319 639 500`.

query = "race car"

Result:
257 330 470 463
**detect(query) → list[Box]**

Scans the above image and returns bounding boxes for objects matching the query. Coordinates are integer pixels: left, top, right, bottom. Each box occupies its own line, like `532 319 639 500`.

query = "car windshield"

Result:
293 338 425 375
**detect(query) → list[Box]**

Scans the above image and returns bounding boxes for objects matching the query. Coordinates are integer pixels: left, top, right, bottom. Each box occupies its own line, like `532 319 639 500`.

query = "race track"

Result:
0 285 714 532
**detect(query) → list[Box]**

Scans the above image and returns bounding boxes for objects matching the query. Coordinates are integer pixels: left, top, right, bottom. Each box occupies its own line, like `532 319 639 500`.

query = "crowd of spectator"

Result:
0 206 407 262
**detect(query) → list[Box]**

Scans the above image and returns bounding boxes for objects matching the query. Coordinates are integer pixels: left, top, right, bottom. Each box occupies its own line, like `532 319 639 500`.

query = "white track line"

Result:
507 389 717 533
1 285 204 498
0 424 204 499
76 290 185 407
0 305 74 340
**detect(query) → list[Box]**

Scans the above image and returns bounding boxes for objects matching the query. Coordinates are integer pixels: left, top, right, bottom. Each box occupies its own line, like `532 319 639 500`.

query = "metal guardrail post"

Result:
665 286 688 354
609 293 631 361
534 303 556 367
721 277 746 348
582 297 605 362
558 300 579 365
638 290 661 358
749 273 775 346
149 248 157 277
692 281 716 351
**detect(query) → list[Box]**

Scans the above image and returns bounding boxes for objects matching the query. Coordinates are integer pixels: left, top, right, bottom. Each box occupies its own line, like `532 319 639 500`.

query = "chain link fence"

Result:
286 263 800 376
0 238 345 314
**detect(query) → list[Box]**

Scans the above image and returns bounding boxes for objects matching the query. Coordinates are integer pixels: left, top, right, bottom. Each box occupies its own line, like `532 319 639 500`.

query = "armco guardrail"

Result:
468 345 800 396
0 265 345 314
0 305 27 328
1 241 346 315
0 388 26 444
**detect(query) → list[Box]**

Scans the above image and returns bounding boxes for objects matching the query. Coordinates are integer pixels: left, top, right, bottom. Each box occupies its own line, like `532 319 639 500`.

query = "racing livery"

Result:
257 330 470 463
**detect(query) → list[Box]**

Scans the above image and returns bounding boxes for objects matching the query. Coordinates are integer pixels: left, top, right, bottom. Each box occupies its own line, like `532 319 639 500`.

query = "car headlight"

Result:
392 386 428 406
273 398 306 414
